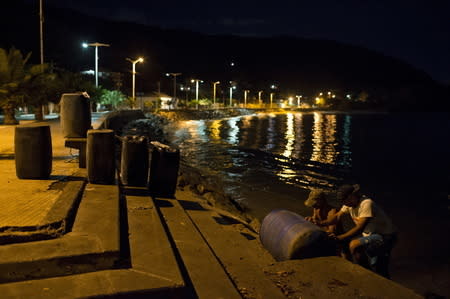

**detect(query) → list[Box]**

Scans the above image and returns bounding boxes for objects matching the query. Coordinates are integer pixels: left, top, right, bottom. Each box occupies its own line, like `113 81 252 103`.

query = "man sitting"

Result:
317 184 398 278
304 189 341 234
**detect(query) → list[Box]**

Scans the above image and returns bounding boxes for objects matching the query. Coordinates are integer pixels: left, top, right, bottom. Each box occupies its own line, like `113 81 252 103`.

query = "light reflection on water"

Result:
168 112 353 193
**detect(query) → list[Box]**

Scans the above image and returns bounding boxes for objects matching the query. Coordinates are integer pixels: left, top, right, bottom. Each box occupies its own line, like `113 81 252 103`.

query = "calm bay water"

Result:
167 111 448 212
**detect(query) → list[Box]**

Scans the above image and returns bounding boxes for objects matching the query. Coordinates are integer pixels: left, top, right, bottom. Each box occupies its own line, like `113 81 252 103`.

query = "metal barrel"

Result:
60 93 91 138
120 135 149 186
87 129 115 184
14 124 52 179
259 209 333 261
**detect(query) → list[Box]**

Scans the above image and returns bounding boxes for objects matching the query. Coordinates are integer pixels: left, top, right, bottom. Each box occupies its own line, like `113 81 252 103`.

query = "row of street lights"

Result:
82 42 144 104
81 43 308 109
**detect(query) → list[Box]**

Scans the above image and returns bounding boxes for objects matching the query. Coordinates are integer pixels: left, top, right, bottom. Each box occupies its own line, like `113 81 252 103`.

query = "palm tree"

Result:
0 47 42 124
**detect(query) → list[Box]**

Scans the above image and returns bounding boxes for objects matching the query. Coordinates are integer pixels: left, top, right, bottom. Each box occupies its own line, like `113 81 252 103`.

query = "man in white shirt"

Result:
317 184 398 278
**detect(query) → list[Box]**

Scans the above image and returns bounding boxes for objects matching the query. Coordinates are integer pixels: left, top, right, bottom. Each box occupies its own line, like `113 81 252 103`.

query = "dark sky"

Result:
47 0 450 83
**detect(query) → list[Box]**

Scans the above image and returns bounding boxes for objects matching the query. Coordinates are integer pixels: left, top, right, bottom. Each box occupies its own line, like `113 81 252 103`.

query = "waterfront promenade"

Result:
0 114 423 298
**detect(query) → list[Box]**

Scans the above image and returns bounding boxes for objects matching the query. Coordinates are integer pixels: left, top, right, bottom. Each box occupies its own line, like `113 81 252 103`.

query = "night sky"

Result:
46 0 450 83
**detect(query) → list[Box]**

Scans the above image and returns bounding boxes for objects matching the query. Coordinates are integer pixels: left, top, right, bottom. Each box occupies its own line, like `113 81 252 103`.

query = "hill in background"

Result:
2 1 448 111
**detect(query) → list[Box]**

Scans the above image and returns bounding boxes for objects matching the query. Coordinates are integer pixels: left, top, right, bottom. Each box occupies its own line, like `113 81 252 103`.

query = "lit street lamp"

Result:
126 57 144 107
296 95 302 107
82 42 110 87
270 84 277 108
191 79 203 109
244 90 250 107
166 73 182 103
213 81 220 106
229 86 236 107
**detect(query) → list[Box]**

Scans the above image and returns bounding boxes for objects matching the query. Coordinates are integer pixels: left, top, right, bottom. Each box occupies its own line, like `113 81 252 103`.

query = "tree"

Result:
22 65 55 121
0 47 41 124
99 89 126 110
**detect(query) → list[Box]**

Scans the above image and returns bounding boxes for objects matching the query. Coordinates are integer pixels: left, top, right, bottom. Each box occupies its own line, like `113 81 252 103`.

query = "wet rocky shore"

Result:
117 108 263 231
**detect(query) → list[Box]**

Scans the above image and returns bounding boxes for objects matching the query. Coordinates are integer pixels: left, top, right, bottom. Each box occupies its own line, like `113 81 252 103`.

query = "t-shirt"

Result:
340 197 396 237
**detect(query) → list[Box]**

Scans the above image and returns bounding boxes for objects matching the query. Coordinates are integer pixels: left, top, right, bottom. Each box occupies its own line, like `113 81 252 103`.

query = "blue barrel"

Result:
259 209 333 261
60 93 91 138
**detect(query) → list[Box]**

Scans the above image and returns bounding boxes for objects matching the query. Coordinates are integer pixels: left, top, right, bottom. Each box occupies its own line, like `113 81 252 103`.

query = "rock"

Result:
249 218 262 233
196 184 206 194
177 174 188 187
203 192 216 206
100 110 146 134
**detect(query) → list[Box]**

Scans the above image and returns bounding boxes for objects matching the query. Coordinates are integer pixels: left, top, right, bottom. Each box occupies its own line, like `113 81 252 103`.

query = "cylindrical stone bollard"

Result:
120 136 149 186
87 129 115 184
60 93 91 138
15 124 52 179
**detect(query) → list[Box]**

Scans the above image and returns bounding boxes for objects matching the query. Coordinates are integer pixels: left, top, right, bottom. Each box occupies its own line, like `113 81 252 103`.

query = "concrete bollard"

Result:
120 136 149 186
60 93 91 138
14 124 52 179
87 129 115 184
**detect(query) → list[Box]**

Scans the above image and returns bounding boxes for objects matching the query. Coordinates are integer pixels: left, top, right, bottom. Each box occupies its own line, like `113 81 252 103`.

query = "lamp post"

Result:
166 73 182 104
191 79 202 109
270 92 274 108
82 42 110 87
126 57 144 107
213 81 220 106
39 0 44 68
296 95 302 108
244 90 249 107
258 91 263 106
229 86 236 107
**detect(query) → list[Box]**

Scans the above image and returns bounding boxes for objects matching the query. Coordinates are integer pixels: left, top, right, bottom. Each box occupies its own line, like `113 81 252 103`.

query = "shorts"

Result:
357 233 397 258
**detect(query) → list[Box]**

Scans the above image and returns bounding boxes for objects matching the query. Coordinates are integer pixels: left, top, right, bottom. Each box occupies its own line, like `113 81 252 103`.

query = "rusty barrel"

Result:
15 124 52 179
60 93 91 138
87 129 115 184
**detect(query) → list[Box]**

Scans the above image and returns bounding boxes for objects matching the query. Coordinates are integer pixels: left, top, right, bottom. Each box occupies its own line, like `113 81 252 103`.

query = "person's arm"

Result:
336 217 370 240
317 209 343 226
324 208 338 233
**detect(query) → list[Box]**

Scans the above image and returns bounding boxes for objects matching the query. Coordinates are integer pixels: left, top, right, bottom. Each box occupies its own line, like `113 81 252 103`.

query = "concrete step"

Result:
0 183 121 283
0 185 186 298
178 193 285 298
156 196 242 299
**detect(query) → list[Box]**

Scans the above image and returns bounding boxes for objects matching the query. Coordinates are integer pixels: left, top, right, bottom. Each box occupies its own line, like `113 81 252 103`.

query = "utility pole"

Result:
39 0 44 68
166 73 182 105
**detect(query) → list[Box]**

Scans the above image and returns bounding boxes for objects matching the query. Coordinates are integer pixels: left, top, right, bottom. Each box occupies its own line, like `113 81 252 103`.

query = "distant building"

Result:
136 92 175 111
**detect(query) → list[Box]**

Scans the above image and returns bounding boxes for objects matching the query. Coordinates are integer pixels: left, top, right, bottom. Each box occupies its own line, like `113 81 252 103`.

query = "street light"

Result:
229 86 236 107
39 0 44 68
244 90 250 107
166 73 182 103
126 57 144 107
258 91 263 106
296 95 302 108
82 42 110 87
270 92 274 108
191 79 203 109
213 81 220 106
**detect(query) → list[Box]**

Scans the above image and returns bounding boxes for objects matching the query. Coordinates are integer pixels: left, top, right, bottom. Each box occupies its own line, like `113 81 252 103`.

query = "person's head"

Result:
337 184 361 207
304 190 327 209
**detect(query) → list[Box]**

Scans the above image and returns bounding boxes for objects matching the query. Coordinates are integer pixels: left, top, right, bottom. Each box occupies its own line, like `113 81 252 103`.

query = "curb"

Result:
0 172 86 245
